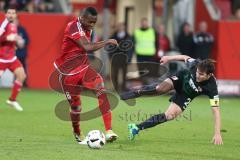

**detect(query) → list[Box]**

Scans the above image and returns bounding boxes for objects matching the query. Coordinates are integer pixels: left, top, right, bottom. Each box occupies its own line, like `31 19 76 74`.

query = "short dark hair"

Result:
5 6 17 13
81 7 98 16
197 59 216 74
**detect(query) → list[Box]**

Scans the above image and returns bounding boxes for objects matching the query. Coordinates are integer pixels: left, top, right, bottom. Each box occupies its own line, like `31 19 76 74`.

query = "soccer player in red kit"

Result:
54 7 118 144
0 7 26 111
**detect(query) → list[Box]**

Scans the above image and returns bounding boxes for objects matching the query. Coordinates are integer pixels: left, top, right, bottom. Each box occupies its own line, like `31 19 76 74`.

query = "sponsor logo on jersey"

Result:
189 78 198 92
198 86 202 92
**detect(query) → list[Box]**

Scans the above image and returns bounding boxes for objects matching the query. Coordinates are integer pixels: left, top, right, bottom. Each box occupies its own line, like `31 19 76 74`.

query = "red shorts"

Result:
0 59 23 72
61 66 104 106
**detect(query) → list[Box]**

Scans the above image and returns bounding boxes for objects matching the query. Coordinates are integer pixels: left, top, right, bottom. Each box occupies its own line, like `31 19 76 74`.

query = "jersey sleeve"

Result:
186 58 199 68
68 22 86 41
0 18 9 36
0 31 7 42
0 23 17 42
206 80 220 107
185 58 200 73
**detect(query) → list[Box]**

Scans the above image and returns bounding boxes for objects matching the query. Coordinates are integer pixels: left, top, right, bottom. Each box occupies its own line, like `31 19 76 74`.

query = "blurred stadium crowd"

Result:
0 0 55 13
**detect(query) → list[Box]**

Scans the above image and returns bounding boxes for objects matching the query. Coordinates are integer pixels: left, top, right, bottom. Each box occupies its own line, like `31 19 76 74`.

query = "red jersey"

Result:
0 20 17 63
54 18 92 75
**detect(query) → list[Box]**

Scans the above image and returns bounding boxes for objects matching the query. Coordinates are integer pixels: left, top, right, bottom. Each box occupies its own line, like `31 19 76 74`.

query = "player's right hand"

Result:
212 133 223 145
106 39 118 46
6 33 18 41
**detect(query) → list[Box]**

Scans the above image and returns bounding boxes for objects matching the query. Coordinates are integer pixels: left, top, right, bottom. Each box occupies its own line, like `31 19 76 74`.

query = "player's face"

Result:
6 9 17 23
141 19 148 28
81 15 97 31
196 68 211 82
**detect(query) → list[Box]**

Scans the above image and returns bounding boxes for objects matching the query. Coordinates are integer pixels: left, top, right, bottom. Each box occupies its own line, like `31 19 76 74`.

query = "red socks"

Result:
9 80 22 101
69 90 112 135
102 111 112 131
98 93 112 131
70 106 81 135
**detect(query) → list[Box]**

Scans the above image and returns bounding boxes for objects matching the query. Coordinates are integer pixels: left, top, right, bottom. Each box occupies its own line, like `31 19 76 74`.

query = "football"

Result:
87 130 106 149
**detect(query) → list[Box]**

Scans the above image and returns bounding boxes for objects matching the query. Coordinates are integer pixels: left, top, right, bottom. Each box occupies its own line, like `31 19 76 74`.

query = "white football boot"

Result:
105 130 118 142
6 100 23 111
74 132 88 145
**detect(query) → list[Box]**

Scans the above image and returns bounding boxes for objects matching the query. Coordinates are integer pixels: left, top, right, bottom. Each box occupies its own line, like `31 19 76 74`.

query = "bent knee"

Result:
165 113 177 121
18 72 26 82
14 68 26 82
156 80 174 94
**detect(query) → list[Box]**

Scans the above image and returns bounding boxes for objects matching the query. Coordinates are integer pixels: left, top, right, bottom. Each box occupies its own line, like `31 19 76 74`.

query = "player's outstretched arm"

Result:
160 55 191 65
76 36 118 52
211 106 223 145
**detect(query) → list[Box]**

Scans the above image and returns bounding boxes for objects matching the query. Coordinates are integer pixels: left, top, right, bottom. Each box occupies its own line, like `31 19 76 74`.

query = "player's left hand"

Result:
106 39 118 46
212 133 223 145
160 56 169 65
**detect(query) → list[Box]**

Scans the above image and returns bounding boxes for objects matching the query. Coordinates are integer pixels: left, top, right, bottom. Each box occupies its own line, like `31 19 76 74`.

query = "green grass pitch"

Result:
0 89 240 160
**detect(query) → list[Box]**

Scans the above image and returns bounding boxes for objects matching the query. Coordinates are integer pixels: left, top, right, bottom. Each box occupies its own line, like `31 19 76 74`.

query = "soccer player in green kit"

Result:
121 55 223 145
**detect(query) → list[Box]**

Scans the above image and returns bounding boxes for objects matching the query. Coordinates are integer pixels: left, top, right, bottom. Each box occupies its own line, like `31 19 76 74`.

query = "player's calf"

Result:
128 113 168 141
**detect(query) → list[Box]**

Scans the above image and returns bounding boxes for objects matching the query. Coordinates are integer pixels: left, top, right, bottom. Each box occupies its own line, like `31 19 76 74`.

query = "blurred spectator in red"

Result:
193 21 214 60
176 22 194 56
156 24 170 60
